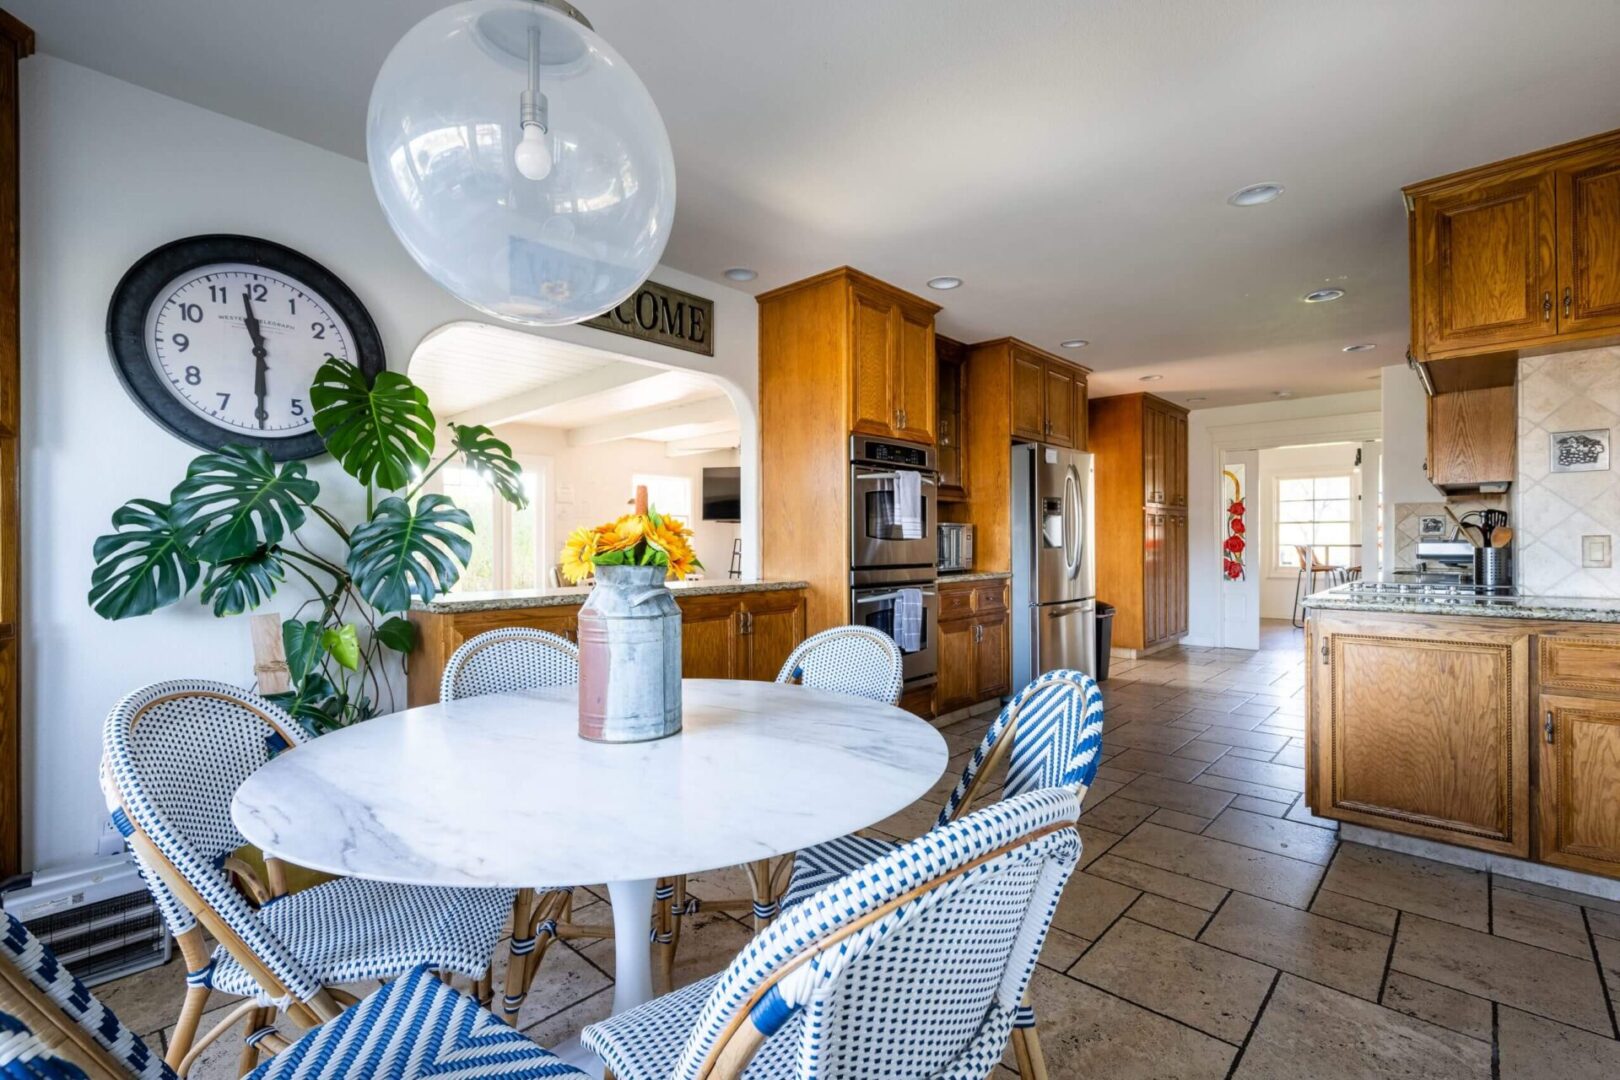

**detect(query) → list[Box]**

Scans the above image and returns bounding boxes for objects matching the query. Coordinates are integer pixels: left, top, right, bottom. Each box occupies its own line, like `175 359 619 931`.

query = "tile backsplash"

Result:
1516 348 1620 599
1391 498 1505 571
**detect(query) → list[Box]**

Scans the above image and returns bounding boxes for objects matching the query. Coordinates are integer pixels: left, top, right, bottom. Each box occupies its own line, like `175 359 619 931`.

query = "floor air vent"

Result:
3 856 170 986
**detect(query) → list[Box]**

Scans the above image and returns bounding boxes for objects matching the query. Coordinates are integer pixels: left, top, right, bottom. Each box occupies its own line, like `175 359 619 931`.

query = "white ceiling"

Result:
19 0 1620 407
410 321 735 445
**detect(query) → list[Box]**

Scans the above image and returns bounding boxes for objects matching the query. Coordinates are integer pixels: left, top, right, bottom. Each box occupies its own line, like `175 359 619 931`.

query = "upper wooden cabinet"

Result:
1426 385 1516 490
846 278 937 443
1406 128 1620 363
936 335 969 499
1005 342 1084 447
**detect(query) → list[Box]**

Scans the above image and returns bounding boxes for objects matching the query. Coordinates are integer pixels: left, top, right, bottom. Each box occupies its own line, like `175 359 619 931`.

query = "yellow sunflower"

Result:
645 516 703 579
558 526 602 584
599 514 647 553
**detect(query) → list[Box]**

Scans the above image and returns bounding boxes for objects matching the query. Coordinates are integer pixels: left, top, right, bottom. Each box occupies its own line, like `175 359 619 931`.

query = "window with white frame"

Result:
443 462 546 592
1272 471 1358 572
631 473 693 519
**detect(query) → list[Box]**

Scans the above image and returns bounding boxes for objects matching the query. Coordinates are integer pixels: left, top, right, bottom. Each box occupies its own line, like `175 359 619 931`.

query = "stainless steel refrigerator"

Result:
1010 444 1096 687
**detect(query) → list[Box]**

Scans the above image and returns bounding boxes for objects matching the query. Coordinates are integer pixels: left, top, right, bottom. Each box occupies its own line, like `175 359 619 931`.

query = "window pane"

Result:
1314 499 1352 521
1278 523 1313 548
632 474 693 519
1279 478 1314 501
442 467 497 592
1278 546 1301 569
1279 499 1316 522
1315 522 1354 546
1315 476 1351 498
509 474 541 590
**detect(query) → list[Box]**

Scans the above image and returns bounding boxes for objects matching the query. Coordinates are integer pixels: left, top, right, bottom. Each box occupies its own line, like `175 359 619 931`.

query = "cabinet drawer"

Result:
939 584 975 622
971 582 1008 614
1540 633 1620 694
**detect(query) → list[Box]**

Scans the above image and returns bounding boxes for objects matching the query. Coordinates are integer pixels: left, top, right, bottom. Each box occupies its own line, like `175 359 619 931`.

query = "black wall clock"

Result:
107 235 386 460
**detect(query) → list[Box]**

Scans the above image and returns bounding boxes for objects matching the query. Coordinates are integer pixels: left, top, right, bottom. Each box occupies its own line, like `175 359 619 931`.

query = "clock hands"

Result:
242 292 269 430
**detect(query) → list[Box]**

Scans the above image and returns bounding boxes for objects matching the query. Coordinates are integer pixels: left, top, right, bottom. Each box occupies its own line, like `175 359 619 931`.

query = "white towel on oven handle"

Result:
892 469 923 540
893 588 924 653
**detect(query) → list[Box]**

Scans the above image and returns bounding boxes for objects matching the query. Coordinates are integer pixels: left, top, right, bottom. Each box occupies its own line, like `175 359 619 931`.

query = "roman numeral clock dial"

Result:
107 235 385 461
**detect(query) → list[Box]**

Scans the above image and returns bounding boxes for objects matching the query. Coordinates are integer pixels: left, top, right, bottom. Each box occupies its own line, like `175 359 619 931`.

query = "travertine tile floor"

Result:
100 620 1620 1078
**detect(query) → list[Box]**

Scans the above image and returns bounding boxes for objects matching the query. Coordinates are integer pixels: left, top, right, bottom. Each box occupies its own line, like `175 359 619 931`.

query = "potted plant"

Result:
561 493 700 742
87 357 526 734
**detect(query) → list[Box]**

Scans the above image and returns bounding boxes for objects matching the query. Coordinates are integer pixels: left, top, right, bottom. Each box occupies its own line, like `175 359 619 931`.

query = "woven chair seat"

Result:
247 965 582 1080
779 832 899 909
206 877 514 999
584 974 796 1079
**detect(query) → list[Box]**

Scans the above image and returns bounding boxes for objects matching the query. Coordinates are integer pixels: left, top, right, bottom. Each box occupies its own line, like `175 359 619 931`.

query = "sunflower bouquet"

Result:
559 507 702 585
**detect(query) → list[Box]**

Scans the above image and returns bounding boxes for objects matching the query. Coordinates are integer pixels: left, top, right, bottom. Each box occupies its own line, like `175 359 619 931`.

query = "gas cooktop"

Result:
1347 581 1520 603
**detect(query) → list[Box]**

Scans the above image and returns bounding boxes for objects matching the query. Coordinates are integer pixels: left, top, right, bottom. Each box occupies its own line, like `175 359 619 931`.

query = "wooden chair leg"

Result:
498 888 537 1024
744 859 778 930
475 967 493 1008
235 1006 270 1078
166 927 213 1069
1010 1022 1050 1080
662 875 689 989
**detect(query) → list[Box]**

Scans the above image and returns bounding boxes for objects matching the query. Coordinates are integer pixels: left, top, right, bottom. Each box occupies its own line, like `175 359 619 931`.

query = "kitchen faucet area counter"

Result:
1303 583 1620 624
407 580 809 706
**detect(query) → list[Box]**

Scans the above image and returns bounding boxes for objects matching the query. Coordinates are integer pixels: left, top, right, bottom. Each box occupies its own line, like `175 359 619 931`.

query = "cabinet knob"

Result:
1543 292 1553 321
1564 286 1573 318
1544 710 1555 744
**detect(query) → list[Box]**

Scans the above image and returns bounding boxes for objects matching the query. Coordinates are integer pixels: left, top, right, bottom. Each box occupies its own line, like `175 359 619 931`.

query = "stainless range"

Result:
1345 581 1525 606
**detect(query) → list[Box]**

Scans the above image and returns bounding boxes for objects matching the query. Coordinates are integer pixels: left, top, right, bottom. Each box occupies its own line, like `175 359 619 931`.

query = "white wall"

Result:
1186 392 1381 646
20 57 762 872
1379 362 1436 579
1256 443 1361 620
492 425 742 578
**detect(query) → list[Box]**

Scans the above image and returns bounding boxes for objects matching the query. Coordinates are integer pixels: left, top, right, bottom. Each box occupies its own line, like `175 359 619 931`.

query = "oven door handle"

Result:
854 469 939 485
854 588 938 605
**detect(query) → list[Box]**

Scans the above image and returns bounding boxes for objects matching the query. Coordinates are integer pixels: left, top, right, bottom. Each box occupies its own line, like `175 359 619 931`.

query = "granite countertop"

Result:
938 570 1012 583
413 579 810 614
1302 584 1620 625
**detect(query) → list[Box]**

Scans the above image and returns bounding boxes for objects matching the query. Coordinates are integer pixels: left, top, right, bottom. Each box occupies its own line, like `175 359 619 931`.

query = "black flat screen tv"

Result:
701 467 741 522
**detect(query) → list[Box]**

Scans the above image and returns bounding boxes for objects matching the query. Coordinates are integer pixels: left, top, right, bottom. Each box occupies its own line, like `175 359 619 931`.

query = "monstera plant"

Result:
88 357 526 734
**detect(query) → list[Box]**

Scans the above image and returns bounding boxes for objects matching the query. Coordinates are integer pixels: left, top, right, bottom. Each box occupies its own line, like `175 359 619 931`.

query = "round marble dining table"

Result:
230 677 948 1025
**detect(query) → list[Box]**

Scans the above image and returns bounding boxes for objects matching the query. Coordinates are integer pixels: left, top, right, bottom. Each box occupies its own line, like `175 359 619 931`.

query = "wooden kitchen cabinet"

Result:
935 578 1010 714
1426 385 1516 489
1406 127 1620 364
1308 613 1532 857
935 335 969 499
407 588 807 704
1089 393 1189 653
1003 341 1084 447
1537 694 1620 877
847 280 936 443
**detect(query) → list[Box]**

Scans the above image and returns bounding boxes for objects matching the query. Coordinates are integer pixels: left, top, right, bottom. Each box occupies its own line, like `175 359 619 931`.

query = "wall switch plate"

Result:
1582 534 1613 569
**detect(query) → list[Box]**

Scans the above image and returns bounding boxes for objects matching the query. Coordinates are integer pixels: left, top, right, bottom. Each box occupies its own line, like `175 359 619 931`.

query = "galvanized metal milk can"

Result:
577 563 683 742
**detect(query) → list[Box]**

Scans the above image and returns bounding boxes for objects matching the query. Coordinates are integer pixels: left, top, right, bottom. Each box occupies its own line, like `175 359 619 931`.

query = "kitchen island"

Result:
407 580 809 706
1303 583 1620 886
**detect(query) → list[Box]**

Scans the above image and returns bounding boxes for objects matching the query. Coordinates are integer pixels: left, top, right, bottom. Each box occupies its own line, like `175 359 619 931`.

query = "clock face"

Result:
108 236 386 460
144 264 355 439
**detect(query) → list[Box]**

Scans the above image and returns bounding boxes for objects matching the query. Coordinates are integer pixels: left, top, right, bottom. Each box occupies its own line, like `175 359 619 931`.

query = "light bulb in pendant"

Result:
515 121 552 180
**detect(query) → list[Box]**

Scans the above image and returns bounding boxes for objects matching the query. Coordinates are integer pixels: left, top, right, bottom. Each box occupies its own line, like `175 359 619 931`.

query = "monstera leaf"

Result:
198 546 285 616
375 616 416 654
170 445 318 563
311 358 435 491
450 423 527 508
89 499 201 619
267 671 342 736
346 494 473 613
321 623 361 671
281 618 326 683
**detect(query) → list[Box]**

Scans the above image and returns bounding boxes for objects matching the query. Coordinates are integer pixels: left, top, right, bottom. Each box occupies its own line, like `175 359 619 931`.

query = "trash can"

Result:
1095 602 1116 682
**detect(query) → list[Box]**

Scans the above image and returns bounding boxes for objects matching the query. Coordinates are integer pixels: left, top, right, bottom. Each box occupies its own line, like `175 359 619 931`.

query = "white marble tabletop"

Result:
230 679 948 889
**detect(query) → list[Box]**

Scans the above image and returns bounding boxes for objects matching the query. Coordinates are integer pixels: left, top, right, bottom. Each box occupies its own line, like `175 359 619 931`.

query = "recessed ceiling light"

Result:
1186 396 1208 403
1342 343 1377 353
1228 182 1285 207
1139 375 1164 382
1274 390 1294 398
926 276 963 290
1059 339 1090 349
1303 288 1345 303
723 267 757 282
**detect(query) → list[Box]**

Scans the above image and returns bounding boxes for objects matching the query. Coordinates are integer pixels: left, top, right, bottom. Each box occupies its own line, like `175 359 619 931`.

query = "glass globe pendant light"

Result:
367 0 676 326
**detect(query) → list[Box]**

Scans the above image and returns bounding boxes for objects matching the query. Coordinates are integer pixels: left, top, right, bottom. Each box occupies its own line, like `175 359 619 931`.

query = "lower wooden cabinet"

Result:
408 588 807 705
1536 694 1620 877
1309 613 1531 857
936 579 1010 714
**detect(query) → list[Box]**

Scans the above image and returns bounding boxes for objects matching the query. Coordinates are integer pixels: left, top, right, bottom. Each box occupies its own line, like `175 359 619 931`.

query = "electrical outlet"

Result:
1582 534 1613 569
96 816 125 857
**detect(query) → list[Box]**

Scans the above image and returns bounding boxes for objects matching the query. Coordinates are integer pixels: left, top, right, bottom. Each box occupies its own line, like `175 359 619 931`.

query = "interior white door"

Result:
1219 448 1261 650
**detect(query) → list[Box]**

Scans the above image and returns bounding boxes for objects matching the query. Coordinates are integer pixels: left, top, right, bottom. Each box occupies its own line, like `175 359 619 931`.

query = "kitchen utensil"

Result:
1489 526 1514 548
1460 523 1486 548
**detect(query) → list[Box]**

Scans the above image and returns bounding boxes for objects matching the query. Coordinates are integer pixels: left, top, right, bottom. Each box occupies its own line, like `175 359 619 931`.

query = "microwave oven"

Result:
938 523 974 572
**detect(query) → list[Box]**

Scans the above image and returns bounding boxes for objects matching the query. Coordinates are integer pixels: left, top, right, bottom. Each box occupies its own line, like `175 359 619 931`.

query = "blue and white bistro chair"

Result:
100 681 515 1072
585 787 1082 1080
779 668 1104 1079
0 910 584 1080
657 626 905 983
438 628 616 1023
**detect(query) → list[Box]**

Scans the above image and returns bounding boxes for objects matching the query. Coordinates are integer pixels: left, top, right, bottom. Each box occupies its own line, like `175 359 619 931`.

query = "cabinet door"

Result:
681 596 741 679
1072 375 1089 450
936 620 977 713
1555 155 1620 336
742 591 805 681
1010 349 1046 441
1143 511 1164 645
1415 173 1557 357
1313 616 1531 856
894 306 935 443
1537 694 1620 877
975 617 1010 700
1170 413 1188 507
936 343 966 496
1043 363 1075 448
850 286 896 437
1143 405 1163 506
1165 513 1187 638
1426 387 1516 487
